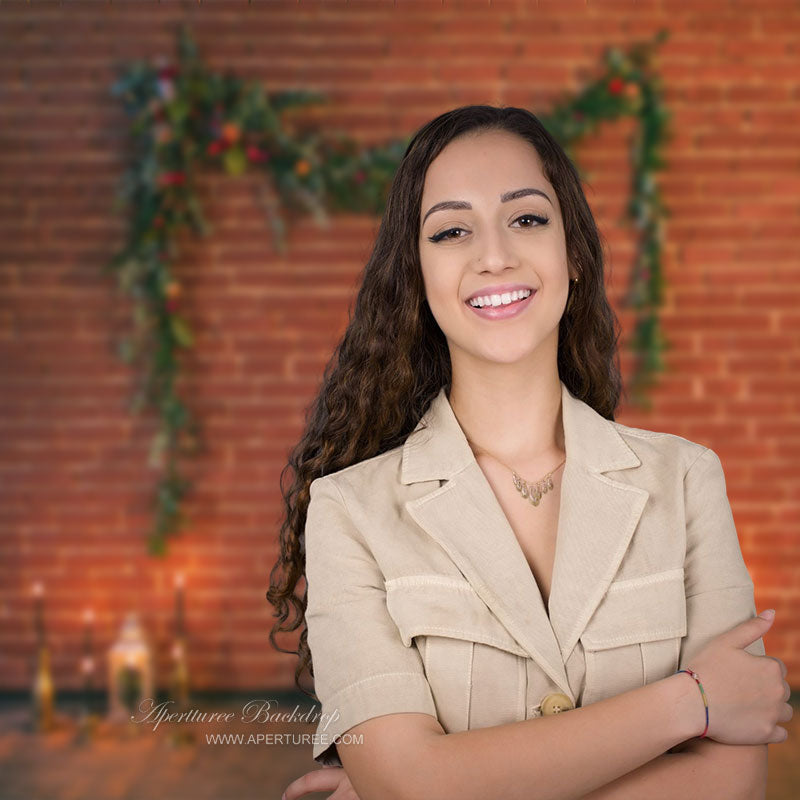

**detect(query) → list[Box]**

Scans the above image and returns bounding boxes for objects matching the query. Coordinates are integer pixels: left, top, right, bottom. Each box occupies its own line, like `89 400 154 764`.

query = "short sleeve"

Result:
678 447 765 671
304 476 437 767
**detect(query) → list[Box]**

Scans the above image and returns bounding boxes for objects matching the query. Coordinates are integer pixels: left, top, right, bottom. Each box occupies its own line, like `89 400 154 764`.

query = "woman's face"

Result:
418 129 574 369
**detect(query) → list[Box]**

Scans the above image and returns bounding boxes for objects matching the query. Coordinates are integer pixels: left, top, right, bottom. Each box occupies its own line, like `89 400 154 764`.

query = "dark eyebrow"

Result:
421 187 553 225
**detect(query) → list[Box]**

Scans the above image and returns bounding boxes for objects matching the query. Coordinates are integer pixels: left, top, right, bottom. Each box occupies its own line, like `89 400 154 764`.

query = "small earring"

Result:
566 276 579 312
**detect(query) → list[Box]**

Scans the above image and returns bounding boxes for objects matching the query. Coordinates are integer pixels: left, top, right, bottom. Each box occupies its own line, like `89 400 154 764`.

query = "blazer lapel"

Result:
401 380 649 699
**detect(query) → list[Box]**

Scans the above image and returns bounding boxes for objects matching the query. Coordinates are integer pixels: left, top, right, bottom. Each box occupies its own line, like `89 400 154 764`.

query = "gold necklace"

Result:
468 439 566 508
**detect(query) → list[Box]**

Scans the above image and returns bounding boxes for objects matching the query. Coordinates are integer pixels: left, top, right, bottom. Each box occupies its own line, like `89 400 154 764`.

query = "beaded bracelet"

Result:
675 667 709 738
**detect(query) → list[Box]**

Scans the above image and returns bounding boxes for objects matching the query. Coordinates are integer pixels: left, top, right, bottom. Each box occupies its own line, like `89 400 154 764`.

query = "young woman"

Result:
269 105 791 800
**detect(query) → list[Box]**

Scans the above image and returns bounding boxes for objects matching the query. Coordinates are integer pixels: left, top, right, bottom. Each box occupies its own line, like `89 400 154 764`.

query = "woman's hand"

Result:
686 610 792 745
282 766 362 800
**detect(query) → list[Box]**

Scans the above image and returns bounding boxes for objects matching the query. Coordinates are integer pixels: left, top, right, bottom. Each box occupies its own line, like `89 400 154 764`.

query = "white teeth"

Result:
469 289 532 308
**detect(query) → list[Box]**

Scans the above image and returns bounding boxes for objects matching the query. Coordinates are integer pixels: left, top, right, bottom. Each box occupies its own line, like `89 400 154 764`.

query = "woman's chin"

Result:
455 343 545 368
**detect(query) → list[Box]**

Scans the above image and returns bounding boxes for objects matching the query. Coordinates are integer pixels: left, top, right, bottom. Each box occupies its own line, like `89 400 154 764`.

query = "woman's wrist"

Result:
659 671 709 743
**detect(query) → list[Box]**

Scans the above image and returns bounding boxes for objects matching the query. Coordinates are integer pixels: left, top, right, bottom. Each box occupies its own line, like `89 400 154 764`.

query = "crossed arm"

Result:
578 739 767 800
284 738 767 800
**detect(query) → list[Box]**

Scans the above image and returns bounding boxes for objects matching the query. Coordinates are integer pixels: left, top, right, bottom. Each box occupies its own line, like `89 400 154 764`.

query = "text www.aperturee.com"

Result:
205 732 363 746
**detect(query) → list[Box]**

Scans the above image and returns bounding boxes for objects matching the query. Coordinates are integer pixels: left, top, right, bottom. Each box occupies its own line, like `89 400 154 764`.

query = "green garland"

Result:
108 24 671 555
541 30 672 405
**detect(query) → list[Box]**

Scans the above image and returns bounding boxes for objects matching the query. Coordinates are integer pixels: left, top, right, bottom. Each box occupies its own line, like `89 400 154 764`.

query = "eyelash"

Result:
426 213 550 243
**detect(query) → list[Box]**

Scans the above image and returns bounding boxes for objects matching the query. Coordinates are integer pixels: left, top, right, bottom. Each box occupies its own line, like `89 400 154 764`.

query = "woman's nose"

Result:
474 228 521 272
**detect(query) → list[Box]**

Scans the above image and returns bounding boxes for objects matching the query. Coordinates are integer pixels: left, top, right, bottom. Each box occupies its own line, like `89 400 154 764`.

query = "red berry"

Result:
608 77 625 95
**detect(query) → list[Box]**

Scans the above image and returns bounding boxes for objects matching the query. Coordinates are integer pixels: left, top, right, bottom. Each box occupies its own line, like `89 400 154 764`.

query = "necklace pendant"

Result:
508 462 563 509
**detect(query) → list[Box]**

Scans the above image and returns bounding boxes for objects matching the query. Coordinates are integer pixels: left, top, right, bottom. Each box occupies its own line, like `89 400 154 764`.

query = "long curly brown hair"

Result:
266 104 623 699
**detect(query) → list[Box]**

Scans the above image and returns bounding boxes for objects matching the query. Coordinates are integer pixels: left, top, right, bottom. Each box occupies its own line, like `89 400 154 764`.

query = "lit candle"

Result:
80 607 95 716
174 572 185 638
82 608 94 675
32 582 44 647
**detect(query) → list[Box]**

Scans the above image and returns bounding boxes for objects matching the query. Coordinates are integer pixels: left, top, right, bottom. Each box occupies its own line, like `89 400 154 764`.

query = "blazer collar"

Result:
400 381 649 701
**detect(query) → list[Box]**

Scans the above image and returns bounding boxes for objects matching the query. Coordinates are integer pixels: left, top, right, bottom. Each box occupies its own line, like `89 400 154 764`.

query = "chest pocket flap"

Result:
385 575 528 657
581 567 687 650
579 568 688 706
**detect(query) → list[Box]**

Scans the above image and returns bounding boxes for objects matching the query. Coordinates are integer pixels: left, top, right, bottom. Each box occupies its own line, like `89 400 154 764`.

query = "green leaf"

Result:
185 193 209 235
169 315 194 347
148 429 168 469
223 145 247 176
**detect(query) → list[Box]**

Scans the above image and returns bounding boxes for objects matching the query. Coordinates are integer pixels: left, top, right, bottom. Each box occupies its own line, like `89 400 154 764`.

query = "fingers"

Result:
328 784 361 800
764 655 788 679
768 726 789 745
729 611 775 649
283 767 346 800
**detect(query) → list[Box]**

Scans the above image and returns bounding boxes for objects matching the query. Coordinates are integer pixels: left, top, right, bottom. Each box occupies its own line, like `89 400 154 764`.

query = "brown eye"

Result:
513 213 549 228
427 227 467 243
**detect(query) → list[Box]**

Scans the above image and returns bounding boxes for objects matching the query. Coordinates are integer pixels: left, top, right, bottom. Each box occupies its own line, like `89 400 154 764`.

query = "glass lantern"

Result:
108 612 154 722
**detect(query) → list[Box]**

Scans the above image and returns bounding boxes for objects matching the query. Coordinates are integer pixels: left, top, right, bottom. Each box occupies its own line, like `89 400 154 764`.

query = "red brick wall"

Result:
1 1 798 692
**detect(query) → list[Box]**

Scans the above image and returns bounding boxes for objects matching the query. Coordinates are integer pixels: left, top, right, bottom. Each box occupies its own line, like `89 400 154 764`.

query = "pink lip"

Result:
466 289 536 320
465 283 534 302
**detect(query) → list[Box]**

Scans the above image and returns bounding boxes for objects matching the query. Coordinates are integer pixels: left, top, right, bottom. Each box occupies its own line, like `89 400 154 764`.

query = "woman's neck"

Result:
447 372 565 471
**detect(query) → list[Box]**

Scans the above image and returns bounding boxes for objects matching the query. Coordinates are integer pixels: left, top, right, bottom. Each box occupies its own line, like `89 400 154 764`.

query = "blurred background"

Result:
0 1 798 799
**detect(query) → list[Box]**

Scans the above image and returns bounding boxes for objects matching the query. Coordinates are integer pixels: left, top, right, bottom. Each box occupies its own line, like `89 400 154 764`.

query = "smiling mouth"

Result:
465 289 537 321
466 288 534 309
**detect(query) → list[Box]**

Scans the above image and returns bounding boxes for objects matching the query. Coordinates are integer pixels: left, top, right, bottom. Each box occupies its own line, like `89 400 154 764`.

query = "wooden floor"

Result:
1 693 797 799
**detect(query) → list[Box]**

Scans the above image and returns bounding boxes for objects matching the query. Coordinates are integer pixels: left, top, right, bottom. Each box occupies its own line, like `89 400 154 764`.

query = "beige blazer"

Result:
304 380 765 767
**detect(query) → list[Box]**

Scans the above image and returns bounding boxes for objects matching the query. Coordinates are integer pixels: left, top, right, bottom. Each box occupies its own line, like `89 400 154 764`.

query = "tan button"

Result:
540 692 574 715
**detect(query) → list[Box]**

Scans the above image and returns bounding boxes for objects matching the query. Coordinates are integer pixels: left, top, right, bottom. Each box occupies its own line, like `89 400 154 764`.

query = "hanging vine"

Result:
107 24 671 555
